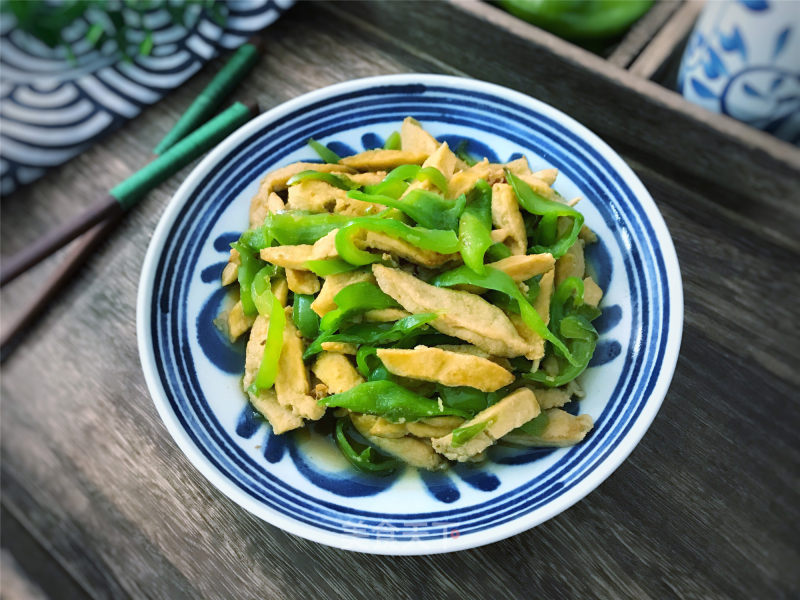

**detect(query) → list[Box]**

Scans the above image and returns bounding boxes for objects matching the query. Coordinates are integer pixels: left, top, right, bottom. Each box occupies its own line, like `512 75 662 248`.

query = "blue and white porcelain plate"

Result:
137 74 683 554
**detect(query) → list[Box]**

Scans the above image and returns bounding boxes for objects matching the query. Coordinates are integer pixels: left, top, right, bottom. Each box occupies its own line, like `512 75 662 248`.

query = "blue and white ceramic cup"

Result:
678 0 800 143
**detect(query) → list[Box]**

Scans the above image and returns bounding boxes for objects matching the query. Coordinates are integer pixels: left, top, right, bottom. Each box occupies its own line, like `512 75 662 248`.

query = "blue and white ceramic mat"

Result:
137 74 684 555
0 0 293 196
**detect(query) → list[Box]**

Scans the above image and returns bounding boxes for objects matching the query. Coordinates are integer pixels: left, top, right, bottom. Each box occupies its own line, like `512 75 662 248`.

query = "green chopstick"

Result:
153 41 261 155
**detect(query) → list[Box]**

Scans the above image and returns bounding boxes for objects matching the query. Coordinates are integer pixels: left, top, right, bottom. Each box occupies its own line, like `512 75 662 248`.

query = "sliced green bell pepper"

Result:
320 380 471 422
335 418 400 474
506 170 584 259
319 282 400 332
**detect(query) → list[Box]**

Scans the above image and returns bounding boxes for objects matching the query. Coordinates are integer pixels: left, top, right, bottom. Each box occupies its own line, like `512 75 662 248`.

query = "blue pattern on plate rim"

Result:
194 130 624 505
147 83 671 542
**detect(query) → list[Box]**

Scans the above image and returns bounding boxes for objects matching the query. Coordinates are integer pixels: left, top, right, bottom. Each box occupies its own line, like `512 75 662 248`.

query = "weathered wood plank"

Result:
607 0 684 69
0 3 797 600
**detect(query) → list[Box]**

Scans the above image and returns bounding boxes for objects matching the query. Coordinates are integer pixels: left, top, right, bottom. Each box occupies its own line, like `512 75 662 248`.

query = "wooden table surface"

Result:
2 2 798 599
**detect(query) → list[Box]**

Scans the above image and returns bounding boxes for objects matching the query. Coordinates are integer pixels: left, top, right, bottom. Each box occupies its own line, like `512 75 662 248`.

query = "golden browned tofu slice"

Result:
400 116 440 154
312 352 365 394
447 159 505 198
502 408 593 447
376 345 514 392
405 416 464 438
249 162 354 227
286 268 320 295
339 149 428 171
309 229 339 261
583 276 603 308
532 168 558 186
372 265 533 357
509 269 555 360
319 341 358 354
260 245 314 270
352 414 406 438
431 388 541 461
311 270 375 317
555 239 585 287
221 248 240 286
487 253 554 282
227 299 255 342
421 141 457 178
491 183 527 255
359 231 459 268
275 308 325 421
286 179 347 212
350 414 446 470
243 315 303 434
247 388 304 434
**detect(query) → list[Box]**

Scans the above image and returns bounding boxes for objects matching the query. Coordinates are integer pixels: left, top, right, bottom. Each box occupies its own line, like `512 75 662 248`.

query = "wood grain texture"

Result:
1 2 798 599
607 0 683 69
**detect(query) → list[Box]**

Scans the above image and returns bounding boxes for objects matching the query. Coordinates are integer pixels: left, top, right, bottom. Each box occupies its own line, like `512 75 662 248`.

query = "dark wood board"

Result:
1 2 798 599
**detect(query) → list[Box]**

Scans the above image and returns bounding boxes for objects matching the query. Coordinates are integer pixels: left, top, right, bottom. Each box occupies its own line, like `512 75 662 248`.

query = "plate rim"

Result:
137 73 684 555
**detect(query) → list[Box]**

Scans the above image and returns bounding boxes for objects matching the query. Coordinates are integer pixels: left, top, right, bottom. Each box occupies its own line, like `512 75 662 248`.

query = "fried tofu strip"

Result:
372 265 533 357
502 408 594 447
555 239 585 287
312 352 364 394
227 299 255 342
311 270 375 317
448 159 505 198
358 231 459 268
357 415 464 439
350 414 446 471
491 183 527 255
340 149 428 171
487 253 554 282
400 117 440 154
273 308 325 421
432 388 540 461
250 162 354 227
286 179 346 212
509 269 555 360
260 245 313 270
286 269 320 295
221 248 240 286
320 341 358 355
377 345 514 392
583 276 603 308
243 315 303 434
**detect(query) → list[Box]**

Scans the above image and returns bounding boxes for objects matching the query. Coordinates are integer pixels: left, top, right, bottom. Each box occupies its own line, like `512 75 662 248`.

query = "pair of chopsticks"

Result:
0 39 264 361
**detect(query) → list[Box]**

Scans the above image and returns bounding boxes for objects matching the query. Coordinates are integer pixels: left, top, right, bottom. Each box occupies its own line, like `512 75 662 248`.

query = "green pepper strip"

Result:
432 265 580 366
286 170 359 191
524 277 599 387
346 189 465 231
307 138 340 164
250 266 285 390
263 211 355 245
383 131 401 150
485 242 512 262
230 242 265 316
334 418 400 474
305 258 361 276
458 179 494 273
320 380 471 422
320 282 399 332
451 419 493 447
381 164 448 194
362 178 409 199
356 345 392 381
335 217 460 266
506 170 584 259
303 313 436 360
292 293 320 339
437 385 490 415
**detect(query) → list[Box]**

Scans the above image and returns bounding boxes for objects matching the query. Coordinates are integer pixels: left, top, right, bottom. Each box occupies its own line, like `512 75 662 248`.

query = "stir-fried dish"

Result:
219 117 602 472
